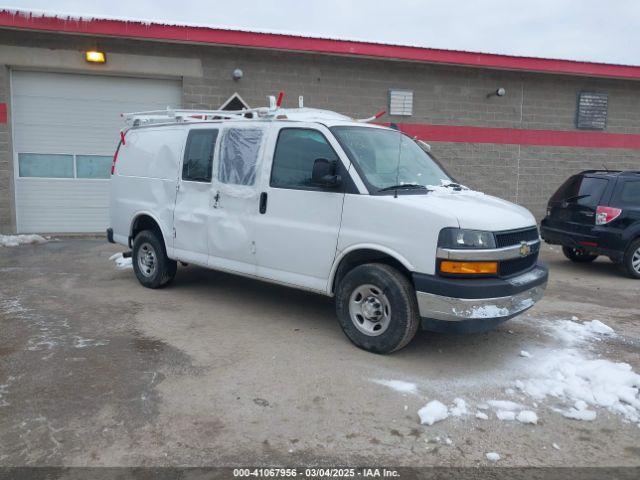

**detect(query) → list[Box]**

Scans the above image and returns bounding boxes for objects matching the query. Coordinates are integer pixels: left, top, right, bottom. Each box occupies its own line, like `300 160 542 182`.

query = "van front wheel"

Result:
132 230 177 289
335 263 419 354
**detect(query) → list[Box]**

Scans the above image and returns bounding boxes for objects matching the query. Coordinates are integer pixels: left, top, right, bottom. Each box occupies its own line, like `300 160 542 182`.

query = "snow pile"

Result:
372 379 417 394
0 234 47 247
418 400 449 426
562 400 597 421
450 398 468 417
520 350 532 358
109 252 133 270
549 319 615 345
496 410 516 421
515 349 640 423
516 410 538 424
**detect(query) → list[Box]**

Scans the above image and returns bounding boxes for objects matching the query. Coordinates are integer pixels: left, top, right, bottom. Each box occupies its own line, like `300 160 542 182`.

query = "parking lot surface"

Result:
1 238 639 467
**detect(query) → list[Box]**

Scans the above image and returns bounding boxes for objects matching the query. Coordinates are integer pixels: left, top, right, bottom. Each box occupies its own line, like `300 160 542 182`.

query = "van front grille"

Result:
499 252 539 278
495 227 539 248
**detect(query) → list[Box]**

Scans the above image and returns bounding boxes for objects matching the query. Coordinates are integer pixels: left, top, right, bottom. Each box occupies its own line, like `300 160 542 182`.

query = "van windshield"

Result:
330 126 452 193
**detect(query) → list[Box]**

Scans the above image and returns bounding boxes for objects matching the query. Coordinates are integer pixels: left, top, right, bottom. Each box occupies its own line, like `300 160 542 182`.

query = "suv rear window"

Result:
615 181 640 207
550 175 608 208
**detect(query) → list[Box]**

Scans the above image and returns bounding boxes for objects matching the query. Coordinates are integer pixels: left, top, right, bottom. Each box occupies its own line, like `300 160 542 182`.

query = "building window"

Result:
219 93 250 111
576 92 608 130
389 89 413 116
18 153 112 179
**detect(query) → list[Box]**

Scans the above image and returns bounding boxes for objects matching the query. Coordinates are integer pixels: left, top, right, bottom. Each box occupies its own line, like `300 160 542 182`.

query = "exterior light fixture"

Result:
85 51 106 64
486 87 506 98
232 68 243 81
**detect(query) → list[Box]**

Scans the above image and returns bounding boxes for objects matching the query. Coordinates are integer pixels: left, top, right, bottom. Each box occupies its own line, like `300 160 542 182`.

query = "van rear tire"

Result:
132 229 177 289
335 263 419 354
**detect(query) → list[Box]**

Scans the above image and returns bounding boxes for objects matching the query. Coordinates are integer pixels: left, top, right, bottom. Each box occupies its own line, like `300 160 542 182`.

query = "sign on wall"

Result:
576 92 608 130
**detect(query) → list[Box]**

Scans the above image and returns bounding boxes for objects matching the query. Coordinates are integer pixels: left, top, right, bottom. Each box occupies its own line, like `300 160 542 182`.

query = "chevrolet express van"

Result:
108 103 547 353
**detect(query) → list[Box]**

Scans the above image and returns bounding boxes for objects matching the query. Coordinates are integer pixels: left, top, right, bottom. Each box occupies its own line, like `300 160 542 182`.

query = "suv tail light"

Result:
595 205 622 225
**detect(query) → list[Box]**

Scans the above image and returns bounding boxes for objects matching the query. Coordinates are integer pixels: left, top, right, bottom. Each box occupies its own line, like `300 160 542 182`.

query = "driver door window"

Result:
270 128 339 190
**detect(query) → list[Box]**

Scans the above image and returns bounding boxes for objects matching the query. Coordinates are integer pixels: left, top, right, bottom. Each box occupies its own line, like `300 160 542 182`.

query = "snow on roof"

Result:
2 7 640 80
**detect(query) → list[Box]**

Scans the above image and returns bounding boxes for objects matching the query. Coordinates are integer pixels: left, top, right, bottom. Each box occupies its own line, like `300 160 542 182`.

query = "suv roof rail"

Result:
580 169 623 175
122 92 384 128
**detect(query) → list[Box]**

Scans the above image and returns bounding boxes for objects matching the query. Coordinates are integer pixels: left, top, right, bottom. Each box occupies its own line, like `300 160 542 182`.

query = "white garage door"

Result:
12 71 182 233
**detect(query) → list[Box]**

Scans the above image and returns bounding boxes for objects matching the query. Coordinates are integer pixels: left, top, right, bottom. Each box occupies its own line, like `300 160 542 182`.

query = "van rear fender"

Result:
129 212 170 254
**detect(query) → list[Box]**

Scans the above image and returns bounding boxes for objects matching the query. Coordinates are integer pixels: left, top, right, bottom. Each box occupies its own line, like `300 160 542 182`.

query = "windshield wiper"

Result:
378 184 429 192
563 194 591 203
440 182 465 191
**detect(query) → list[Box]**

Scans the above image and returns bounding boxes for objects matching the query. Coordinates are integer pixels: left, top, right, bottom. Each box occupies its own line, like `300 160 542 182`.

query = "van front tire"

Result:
132 230 177 289
335 263 419 354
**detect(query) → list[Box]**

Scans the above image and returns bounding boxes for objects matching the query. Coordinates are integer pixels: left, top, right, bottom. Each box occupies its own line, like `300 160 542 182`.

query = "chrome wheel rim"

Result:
138 242 157 277
633 247 640 274
348 284 391 336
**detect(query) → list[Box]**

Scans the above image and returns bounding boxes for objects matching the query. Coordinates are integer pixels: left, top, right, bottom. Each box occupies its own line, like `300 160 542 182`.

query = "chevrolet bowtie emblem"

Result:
519 242 531 257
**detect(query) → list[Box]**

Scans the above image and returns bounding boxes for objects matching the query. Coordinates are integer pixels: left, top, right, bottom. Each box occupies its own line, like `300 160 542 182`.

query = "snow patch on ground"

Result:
548 318 615 345
485 452 500 462
450 398 468 417
520 350 532 358
496 410 516 421
418 400 449 426
0 376 16 407
372 379 417 394
0 234 48 247
516 410 538 424
110 252 133 270
475 411 489 420
515 348 640 423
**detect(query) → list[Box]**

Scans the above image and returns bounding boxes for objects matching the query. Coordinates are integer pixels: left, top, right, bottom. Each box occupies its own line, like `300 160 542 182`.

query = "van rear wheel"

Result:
562 246 598 263
335 263 419 354
132 229 177 288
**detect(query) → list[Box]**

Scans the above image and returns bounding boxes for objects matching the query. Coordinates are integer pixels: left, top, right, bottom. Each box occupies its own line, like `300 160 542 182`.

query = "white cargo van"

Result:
108 101 547 353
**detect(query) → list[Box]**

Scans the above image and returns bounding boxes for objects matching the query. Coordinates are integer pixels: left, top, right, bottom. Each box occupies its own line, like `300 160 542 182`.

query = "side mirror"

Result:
311 158 341 187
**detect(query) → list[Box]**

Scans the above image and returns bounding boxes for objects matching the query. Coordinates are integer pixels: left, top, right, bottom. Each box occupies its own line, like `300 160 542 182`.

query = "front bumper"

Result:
414 265 548 333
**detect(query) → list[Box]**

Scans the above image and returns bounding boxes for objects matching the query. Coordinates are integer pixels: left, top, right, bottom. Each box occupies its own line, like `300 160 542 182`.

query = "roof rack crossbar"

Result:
122 107 273 127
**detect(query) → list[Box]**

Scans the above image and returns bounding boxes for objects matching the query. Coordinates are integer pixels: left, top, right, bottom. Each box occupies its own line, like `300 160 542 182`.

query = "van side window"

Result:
271 128 339 190
219 128 263 186
182 129 218 182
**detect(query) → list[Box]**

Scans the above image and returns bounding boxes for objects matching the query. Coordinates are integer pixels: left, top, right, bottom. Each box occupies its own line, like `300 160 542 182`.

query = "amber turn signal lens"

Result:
440 261 498 275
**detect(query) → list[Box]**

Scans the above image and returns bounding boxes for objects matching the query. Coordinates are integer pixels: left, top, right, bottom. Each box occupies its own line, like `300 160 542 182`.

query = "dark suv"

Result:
541 170 640 279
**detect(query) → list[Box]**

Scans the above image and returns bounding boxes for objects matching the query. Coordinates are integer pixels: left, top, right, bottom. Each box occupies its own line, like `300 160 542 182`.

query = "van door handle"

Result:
259 192 268 214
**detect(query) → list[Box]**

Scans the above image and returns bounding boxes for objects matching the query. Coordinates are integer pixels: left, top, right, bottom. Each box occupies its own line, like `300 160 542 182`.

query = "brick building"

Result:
1 11 639 233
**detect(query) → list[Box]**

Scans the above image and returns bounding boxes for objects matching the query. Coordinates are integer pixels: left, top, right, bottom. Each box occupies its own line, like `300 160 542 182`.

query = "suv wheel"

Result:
623 238 640 279
562 246 598 263
335 263 419 354
132 229 177 288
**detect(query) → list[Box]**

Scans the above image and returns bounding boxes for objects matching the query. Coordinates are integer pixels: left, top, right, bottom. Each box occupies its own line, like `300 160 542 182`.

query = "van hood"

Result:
393 189 536 232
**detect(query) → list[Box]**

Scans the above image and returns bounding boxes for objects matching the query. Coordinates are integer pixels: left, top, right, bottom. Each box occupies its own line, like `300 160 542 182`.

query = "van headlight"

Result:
438 228 496 249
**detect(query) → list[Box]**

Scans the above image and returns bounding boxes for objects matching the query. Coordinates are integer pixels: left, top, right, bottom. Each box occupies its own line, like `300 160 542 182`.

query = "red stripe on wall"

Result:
2 11 640 80
395 123 640 149
0 103 6 124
